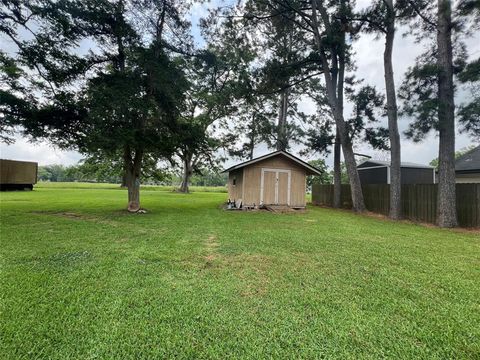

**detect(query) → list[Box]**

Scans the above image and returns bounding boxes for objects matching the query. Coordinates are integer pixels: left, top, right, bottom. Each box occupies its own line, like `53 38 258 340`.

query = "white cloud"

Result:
0 137 82 166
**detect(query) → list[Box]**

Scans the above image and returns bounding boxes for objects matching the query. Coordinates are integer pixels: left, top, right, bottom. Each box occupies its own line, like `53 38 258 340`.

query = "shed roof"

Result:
222 150 322 175
357 159 434 169
455 145 480 173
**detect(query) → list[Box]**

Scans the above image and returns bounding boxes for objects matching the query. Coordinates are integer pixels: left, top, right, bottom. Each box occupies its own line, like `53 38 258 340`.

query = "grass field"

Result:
1 184 479 359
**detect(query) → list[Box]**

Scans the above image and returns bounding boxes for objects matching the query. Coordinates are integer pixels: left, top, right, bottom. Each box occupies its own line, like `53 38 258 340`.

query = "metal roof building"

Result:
357 160 435 185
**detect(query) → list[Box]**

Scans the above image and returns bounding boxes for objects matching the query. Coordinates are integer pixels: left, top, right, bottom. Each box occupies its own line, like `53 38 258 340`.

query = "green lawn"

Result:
36 181 228 193
1 184 479 359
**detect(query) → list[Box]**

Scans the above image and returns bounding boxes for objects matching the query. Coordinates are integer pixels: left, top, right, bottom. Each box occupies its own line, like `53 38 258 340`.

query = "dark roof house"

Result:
357 160 435 185
455 145 480 183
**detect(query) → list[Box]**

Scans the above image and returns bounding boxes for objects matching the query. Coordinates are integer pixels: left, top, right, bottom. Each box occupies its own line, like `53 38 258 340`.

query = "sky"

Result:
1 1 479 168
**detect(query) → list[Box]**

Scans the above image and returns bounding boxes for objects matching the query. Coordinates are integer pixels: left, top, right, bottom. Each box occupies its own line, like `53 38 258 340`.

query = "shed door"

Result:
277 172 289 205
260 168 291 205
262 171 277 204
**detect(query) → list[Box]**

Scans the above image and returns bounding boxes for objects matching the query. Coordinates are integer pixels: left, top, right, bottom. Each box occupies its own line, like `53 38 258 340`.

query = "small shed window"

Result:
232 177 236 186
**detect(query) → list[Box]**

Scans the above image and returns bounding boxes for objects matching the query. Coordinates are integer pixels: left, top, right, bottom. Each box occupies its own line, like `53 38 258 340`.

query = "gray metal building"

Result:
357 160 435 185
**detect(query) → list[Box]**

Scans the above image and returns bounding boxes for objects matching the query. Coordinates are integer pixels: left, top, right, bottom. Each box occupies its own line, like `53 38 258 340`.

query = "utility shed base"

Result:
264 205 306 213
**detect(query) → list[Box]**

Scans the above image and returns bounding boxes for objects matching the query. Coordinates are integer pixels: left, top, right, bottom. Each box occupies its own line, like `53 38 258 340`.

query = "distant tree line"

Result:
38 161 227 187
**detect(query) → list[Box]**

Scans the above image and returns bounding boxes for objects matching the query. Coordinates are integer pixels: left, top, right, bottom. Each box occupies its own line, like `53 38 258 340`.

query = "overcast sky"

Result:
1 0 479 168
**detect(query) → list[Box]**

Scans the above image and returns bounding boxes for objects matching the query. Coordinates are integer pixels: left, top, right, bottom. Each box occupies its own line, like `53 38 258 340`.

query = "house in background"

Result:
455 145 480 183
357 160 435 185
223 151 321 209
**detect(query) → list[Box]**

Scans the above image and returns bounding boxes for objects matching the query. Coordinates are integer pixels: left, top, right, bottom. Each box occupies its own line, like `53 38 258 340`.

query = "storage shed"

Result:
223 151 321 208
357 160 435 185
0 159 38 190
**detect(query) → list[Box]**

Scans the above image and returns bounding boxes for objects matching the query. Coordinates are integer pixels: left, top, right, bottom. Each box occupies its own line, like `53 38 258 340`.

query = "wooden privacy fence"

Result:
312 183 480 228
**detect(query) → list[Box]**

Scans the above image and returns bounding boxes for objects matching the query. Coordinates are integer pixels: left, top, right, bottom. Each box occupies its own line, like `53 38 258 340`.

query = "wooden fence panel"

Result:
312 183 480 227
456 184 480 227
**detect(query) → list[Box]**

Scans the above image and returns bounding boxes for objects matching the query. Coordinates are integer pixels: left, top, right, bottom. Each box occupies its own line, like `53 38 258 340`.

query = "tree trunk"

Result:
179 155 193 193
248 143 254 160
333 130 342 208
384 0 402 220
124 147 142 212
328 94 365 212
120 172 127 188
324 66 365 212
276 88 289 151
436 0 457 227
125 167 140 212
338 126 365 213
310 0 365 211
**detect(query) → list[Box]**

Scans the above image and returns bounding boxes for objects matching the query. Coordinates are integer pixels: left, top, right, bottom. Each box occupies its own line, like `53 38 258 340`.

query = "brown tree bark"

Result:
384 0 402 220
179 154 193 193
276 88 289 151
120 172 127 188
124 146 143 212
436 0 457 227
333 130 342 208
338 125 365 212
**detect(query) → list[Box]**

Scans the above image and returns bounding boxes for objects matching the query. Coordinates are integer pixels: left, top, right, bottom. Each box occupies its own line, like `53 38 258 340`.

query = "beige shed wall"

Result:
228 169 243 201
243 166 261 205
239 155 307 207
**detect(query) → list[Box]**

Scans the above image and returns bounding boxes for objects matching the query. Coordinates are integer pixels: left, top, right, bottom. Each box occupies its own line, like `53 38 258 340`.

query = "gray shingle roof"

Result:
455 146 480 172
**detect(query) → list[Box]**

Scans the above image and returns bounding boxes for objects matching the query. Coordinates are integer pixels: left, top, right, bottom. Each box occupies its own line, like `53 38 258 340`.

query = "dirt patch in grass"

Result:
221 253 272 297
199 242 272 297
204 254 217 268
234 254 271 297
31 211 119 227
205 254 217 261
203 234 220 266
205 234 219 248
224 253 271 268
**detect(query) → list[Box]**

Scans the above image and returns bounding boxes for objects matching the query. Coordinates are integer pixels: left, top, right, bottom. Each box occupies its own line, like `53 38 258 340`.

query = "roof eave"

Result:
456 169 480 174
222 150 323 175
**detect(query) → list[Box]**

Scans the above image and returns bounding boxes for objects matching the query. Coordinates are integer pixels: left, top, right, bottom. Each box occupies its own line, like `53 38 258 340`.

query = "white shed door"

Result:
260 168 291 205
